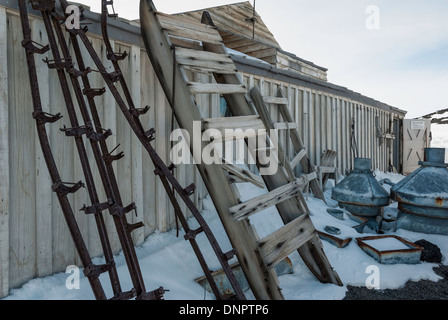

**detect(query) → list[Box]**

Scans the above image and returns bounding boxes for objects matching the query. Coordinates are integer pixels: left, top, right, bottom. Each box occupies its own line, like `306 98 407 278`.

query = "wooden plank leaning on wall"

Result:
0 6 9 299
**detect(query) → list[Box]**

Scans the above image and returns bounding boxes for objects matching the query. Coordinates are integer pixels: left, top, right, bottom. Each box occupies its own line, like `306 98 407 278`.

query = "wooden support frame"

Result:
140 1 342 299
229 175 312 221
140 1 284 300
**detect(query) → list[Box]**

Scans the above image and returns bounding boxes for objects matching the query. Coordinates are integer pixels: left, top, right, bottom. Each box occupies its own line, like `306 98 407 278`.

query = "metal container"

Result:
391 148 448 235
332 158 390 217
356 235 423 264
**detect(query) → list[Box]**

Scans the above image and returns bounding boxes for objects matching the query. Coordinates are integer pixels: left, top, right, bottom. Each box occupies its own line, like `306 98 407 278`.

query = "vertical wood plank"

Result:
0 6 9 298
31 18 53 278
7 13 38 288
130 44 145 245
140 50 157 236
102 38 120 253
341 99 347 171
314 92 320 165
326 95 332 153
155 79 168 232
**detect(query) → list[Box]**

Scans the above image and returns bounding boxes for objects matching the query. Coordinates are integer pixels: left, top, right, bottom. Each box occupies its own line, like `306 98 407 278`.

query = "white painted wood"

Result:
140 51 157 236
32 18 53 278
187 82 246 95
273 122 297 130
290 148 307 170
258 214 315 269
159 16 223 44
175 47 236 74
263 96 288 105
0 6 9 298
102 39 120 253
221 163 265 188
229 176 311 221
155 78 169 232
7 13 39 287
130 45 145 245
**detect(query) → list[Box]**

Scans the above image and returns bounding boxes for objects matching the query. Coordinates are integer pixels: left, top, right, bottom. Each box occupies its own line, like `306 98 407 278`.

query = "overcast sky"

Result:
77 0 448 121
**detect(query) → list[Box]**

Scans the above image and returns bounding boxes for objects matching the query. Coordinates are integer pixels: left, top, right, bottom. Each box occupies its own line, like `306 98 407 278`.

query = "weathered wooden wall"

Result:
239 72 403 175
0 8 207 297
0 3 406 298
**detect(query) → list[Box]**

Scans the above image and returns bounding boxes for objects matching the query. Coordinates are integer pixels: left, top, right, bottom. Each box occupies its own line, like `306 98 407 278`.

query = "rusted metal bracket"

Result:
80 198 114 215
19 0 165 300
51 180 85 196
32 110 63 125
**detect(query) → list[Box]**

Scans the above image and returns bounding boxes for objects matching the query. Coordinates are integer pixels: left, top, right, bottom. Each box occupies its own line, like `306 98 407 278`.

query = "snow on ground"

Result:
3 170 448 300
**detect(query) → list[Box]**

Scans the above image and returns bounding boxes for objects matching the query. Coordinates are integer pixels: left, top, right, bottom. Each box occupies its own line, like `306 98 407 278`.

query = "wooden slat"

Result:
258 214 315 269
32 18 52 278
202 115 264 131
274 122 298 130
263 96 289 105
229 176 310 221
202 116 266 142
175 47 237 74
158 13 223 44
290 148 307 170
0 7 9 298
276 88 326 201
187 82 246 95
221 163 265 189
142 0 286 299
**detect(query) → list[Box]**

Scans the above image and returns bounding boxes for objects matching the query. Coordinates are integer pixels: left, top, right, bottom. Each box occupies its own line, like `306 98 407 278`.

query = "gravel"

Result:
344 264 448 300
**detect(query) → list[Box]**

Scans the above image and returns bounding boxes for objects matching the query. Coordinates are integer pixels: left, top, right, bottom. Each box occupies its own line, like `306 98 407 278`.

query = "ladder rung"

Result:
258 215 315 269
229 176 310 221
202 115 264 131
221 163 264 189
290 148 307 170
263 96 289 105
158 13 222 44
317 166 337 174
274 122 297 130
187 82 246 95
175 47 237 74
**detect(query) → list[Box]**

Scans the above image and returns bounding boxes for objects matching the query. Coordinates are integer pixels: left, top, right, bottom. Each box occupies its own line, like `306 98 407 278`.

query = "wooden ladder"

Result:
249 87 326 202
140 0 342 299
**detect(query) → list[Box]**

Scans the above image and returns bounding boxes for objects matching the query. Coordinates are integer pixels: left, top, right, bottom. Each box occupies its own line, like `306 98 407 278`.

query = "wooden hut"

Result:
0 0 406 297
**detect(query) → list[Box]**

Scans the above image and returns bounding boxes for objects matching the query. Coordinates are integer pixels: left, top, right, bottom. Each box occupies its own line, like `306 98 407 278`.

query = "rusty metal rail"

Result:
19 0 246 300
18 0 166 300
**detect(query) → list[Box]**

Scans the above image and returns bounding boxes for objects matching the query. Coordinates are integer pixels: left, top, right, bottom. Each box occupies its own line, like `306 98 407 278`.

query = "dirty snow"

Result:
361 238 411 251
3 170 448 300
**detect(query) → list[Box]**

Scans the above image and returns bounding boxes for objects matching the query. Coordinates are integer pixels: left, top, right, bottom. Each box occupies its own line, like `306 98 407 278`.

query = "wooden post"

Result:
32 18 53 278
0 6 9 298
140 1 283 299
130 44 145 245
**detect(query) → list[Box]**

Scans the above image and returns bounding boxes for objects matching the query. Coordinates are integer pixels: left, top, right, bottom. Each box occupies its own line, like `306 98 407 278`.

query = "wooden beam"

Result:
187 82 246 95
32 18 52 278
158 13 223 44
290 148 307 170
221 163 265 189
0 7 9 298
175 47 237 74
263 96 289 105
276 88 326 202
274 122 298 130
229 176 311 221
202 115 264 130
258 214 315 269
141 0 284 299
